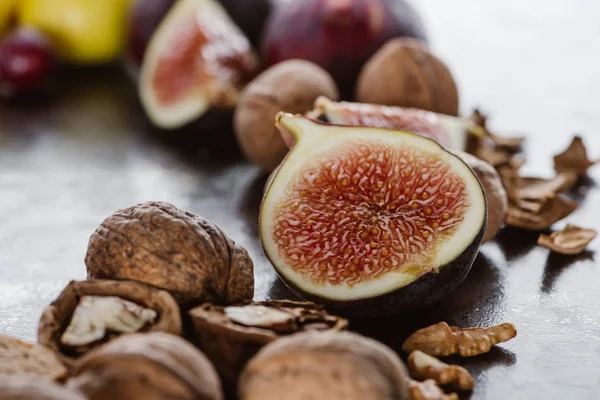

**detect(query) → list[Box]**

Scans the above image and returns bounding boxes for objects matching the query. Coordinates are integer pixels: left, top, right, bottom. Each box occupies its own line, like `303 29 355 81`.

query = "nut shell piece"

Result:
403 322 517 357
0 377 85 400
67 332 223 400
356 38 459 116
0 335 67 381
85 202 254 308
189 300 348 383
239 331 410 400
38 279 181 363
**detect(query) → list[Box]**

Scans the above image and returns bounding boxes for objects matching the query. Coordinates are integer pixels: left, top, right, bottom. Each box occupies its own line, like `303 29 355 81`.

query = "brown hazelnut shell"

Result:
188 300 348 383
356 38 459 116
67 332 223 400
0 376 85 400
38 279 181 364
239 331 410 400
85 202 254 308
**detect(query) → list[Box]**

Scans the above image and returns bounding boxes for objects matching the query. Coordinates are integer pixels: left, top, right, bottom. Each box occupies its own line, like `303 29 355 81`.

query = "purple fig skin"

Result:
127 0 176 67
0 27 55 95
260 0 427 99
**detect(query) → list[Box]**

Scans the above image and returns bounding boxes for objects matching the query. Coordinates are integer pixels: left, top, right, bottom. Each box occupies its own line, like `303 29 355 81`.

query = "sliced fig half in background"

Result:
260 115 487 317
308 97 477 151
139 0 259 129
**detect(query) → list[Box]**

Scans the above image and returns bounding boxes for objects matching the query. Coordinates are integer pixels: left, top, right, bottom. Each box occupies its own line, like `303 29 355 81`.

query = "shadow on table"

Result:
540 250 595 294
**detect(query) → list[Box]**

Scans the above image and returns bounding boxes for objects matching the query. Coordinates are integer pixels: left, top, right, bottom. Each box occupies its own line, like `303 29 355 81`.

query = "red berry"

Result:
0 28 55 94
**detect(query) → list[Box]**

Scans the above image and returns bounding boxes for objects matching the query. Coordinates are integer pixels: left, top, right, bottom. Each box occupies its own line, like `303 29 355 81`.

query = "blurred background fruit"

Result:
0 0 17 35
18 0 130 64
218 0 272 48
260 0 428 99
126 0 175 68
0 27 55 95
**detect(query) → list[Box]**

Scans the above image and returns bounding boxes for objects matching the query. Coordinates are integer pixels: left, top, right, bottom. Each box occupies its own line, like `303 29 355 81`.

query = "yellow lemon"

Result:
0 0 17 35
18 0 129 64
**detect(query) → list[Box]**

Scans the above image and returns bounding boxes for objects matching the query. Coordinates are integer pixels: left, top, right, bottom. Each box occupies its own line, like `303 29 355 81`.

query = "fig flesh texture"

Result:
260 0 427 98
260 115 487 317
239 330 410 400
310 97 474 152
139 0 259 129
188 300 348 383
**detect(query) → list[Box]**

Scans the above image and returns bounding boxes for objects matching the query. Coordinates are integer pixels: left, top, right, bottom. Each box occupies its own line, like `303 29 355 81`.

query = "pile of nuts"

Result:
0 200 518 399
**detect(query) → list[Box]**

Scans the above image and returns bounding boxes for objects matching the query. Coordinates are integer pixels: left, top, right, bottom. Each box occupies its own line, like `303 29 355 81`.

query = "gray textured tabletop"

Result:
1 0 599 399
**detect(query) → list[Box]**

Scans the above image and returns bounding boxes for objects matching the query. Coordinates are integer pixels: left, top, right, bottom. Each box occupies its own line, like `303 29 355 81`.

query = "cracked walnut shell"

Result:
66 332 223 400
189 300 348 383
85 202 254 308
239 331 410 400
38 279 181 363
0 377 85 400
403 322 517 357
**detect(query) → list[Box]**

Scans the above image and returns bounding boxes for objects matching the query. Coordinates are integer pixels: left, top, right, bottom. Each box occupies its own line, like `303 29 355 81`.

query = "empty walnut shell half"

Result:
239 331 410 400
0 376 86 400
66 332 223 400
189 300 348 383
85 202 254 308
38 279 181 363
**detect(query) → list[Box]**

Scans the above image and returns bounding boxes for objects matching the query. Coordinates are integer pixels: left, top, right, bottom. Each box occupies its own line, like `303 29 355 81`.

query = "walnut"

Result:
85 202 254 308
38 280 181 362
553 136 598 176
538 224 597 255
0 335 67 382
66 332 223 400
403 322 517 357
189 300 348 383
60 296 157 347
0 376 85 400
408 379 458 400
239 331 410 400
407 351 473 390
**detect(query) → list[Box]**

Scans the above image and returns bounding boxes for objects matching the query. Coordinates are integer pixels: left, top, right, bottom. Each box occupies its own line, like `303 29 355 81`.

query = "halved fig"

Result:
260 115 487 317
188 300 348 382
139 0 258 129
308 97 476 151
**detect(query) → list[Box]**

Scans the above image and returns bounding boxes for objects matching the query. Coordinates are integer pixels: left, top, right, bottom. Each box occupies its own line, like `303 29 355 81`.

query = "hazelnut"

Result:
234 59 339 172
38 279 181 362
66 332 223 400
85 202 254 308
239 331 410 400
356 38 459 116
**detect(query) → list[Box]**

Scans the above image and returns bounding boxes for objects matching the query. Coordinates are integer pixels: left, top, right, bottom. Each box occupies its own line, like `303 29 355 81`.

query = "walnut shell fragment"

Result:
518 172 578 200
403 322 517 357
189 300 348 383
0 335 67 382
0 377 86 400
38 279 181 363
470 109 525 152
408 379 458 400
407 351 473 390
239 331 410 400
505 194 578 231
66 332 223 400
538 224 597 255
553 136 598 176
85 202 254 308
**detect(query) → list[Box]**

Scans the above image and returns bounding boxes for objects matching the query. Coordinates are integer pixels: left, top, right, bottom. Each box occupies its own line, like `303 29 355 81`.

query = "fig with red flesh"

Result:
309 97 475 151
139 0 259 129
260 0 427 98
260 115 487 317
